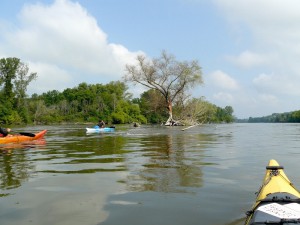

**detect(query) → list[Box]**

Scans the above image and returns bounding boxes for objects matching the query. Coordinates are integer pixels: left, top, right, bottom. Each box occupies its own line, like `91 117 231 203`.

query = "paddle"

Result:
18 132 36 137
10 131 36 137
0 126 35 137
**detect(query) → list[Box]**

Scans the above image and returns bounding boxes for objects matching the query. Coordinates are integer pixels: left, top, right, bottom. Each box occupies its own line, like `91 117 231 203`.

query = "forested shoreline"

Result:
1 81 235 125
4 56 299 126
0 56 235 126
248 111 300 123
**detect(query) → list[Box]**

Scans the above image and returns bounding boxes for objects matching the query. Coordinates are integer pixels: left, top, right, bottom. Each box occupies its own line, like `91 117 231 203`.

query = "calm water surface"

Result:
1 123 300 225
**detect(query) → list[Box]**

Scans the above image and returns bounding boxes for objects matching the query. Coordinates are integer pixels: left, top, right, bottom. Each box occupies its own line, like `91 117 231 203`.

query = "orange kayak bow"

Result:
0 130 47 144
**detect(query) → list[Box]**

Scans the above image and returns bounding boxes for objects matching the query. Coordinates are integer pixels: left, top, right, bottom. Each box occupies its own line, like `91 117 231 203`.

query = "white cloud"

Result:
215 0 300 27
253 73 300 96
253 73 272 85
27 62 73 94
0 0 143 94
212 92 234 104
258 94 279 106
226 50 271 68
222 1 300 59
215 0 300 66
211 0 300 117
209 70 239 90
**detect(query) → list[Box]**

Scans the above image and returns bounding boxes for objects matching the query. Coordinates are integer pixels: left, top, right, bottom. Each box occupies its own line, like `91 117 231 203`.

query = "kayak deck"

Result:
0 130 47 144
245 159 300 225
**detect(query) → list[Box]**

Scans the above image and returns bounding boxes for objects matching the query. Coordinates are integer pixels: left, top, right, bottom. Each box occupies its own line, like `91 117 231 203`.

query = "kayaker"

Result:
97 120 105 128
0 127 11 137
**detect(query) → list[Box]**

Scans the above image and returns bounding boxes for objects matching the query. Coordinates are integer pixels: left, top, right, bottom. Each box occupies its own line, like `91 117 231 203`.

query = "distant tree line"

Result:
0 57 235 125
248 111 300 123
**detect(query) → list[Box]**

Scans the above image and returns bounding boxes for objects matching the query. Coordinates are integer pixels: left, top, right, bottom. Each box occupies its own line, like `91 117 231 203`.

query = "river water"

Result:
1 123 300 225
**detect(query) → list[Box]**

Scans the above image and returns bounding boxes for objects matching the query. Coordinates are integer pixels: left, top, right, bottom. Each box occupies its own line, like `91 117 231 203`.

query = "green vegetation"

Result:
0 57 37 124
0 57 234 125
248 111 300 123
29 81 147 125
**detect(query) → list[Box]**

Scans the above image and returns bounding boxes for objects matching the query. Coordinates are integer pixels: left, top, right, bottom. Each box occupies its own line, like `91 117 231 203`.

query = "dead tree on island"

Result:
124 51 203 126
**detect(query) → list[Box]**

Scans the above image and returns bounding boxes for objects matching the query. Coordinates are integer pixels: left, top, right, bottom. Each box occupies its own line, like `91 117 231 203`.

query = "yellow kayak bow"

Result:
245 159 300 225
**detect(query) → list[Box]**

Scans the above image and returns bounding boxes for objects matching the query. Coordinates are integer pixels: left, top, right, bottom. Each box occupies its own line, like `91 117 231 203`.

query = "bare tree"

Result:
124 51 203 125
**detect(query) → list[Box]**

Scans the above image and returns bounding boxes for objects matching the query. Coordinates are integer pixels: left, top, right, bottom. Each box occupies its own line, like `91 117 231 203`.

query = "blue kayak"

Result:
86 126 115 133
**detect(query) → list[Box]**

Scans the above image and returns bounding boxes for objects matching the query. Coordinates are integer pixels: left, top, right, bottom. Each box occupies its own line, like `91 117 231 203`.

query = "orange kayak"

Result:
0 130 47 144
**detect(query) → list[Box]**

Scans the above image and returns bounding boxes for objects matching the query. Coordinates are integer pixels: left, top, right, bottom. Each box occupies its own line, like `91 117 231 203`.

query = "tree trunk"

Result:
165 100 175 126
164 99 184 126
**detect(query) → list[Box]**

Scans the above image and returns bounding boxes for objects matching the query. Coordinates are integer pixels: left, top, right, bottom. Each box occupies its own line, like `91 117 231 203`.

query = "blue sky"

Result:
1 0 300 119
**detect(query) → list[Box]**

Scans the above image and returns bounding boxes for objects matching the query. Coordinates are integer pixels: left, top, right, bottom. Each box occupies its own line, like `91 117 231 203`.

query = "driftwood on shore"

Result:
133 122 140 127
181 123 200 131
164 117 184 126
164 121 184 126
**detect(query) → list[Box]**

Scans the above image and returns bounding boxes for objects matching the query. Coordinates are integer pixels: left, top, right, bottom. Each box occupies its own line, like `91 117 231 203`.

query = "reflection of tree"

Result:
124 134 208 193
41 134 128 173
0 151 34 191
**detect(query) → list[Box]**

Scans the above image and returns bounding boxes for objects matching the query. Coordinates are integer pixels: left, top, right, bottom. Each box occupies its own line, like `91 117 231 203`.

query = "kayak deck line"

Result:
260 198 300 203
249 218 300 224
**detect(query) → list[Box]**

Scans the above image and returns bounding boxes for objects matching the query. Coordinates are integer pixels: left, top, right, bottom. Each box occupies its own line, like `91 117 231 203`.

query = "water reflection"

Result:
40 126 216 193
0 138 46 192
121 133 209 192
0 138 46 153
37 134 128 174
100 129 220 225
0 124 255 225
1 125 213 193
225 217 245 225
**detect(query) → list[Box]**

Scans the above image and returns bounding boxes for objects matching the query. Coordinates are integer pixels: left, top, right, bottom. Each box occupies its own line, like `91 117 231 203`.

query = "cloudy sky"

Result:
1 0 300 119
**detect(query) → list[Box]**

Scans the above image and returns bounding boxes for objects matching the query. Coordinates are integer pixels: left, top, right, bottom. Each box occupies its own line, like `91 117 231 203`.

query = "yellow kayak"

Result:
245 159 300 225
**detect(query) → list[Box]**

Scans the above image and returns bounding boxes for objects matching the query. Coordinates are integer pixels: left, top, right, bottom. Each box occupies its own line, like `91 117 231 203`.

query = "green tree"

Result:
224 106 234 123
14 62 37 123
138 89 167 124
290 110 300 122
0 57 37 124
0 58 20 108
181 97 217 125
14 62 37 106
41 90 63 106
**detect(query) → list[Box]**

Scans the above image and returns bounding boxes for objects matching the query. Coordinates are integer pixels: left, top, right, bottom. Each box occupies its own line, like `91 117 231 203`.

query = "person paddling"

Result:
0 127 11 137
97 120 105 128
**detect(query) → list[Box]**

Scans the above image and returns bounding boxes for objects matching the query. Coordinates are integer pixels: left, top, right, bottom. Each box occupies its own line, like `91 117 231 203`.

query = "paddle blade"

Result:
19 132 35 137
